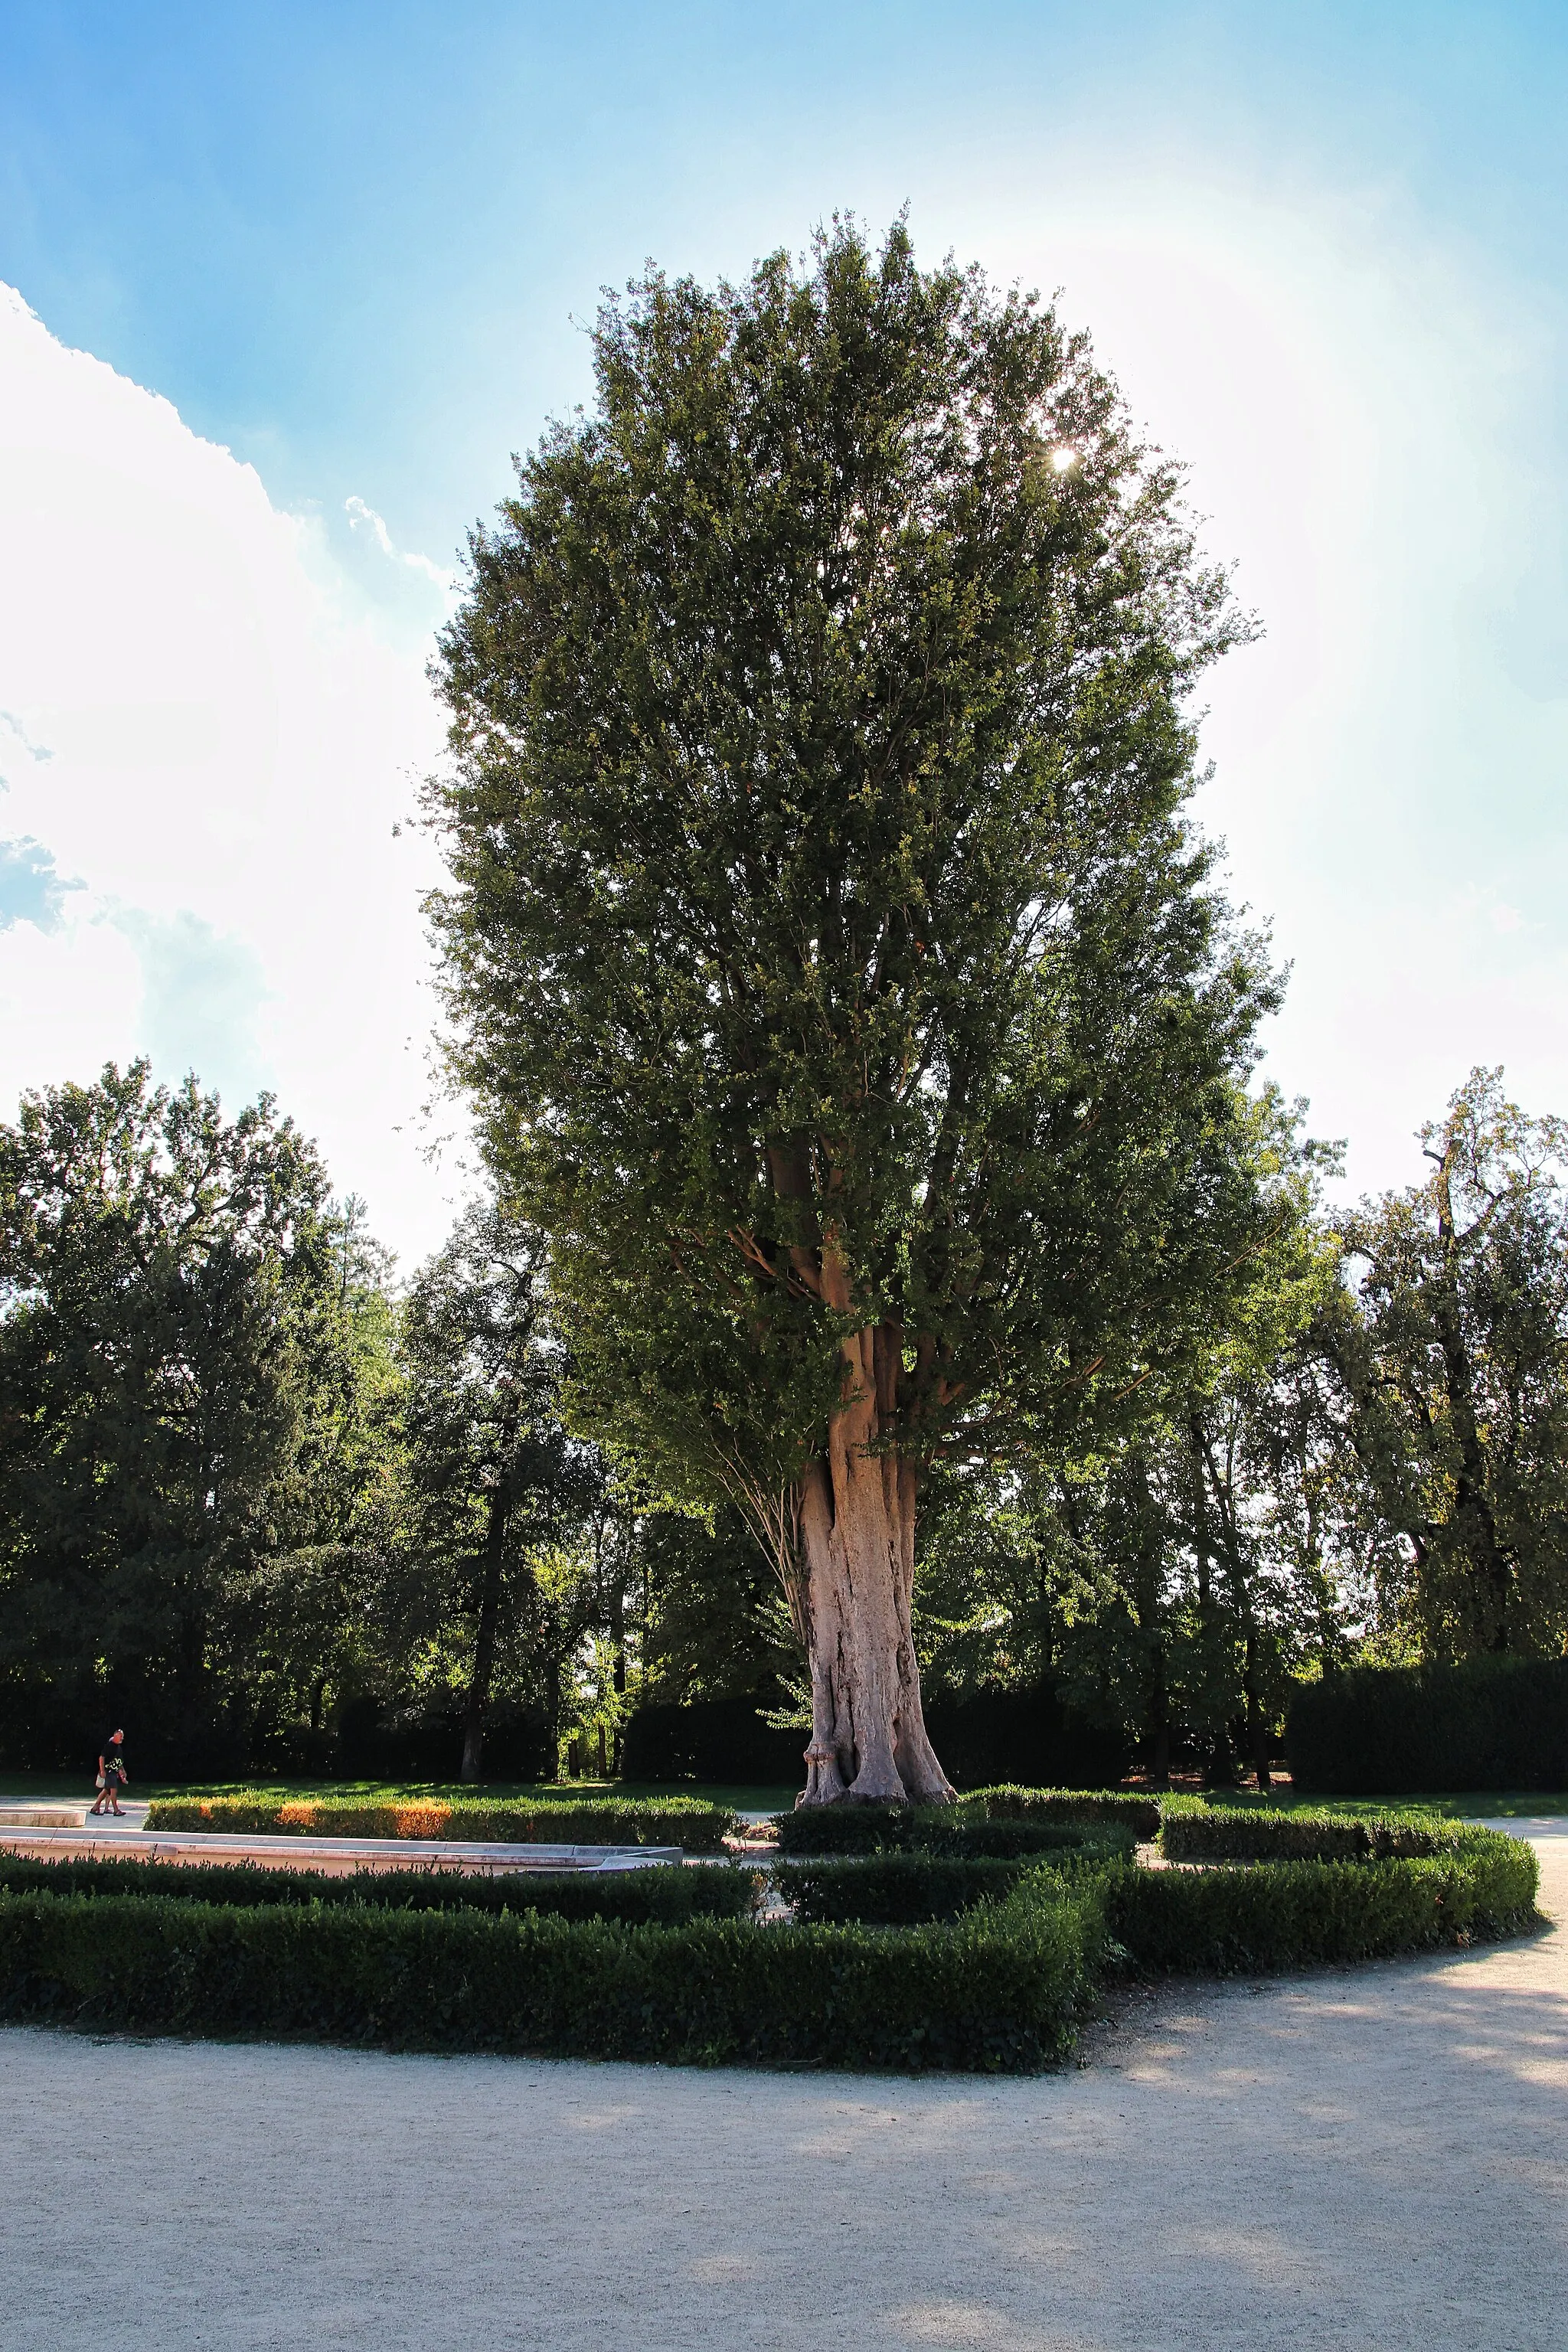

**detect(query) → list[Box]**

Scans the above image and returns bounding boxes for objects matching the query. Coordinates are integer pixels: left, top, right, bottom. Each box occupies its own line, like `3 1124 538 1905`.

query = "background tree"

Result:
1325 1068 1568 1658
0 1062 394 1772
430 217 1279 1803
397 1195 602 1779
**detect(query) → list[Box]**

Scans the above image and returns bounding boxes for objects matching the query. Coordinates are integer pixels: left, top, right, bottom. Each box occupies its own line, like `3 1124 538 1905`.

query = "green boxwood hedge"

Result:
2 1797 1537 2072
776 1854 1033 1923
1105 1831 1538 1974
1287 1657 1568 1793
963 1785 1164 1839
775 1840 1133 1925
0 1853 760 1925
1157 1803 1472 1865
0 1872 1102 2073
773 1804 1135 1860
143 1794 736 1852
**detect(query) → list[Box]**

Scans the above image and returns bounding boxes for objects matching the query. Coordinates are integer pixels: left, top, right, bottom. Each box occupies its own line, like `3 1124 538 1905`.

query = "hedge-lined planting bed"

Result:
0 1870 1102 2072
4 1795 1538 2072
143 1795 737 1852
0 1853 760 1925
1104 1833 1537 1973
1158 1802 1472 1865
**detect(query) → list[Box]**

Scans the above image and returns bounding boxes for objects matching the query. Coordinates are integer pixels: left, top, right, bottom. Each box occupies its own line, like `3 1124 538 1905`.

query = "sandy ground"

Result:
3 1821 1564 2352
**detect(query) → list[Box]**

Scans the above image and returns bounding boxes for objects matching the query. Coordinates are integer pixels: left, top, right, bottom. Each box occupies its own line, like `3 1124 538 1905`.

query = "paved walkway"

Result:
2 1821 1564 2350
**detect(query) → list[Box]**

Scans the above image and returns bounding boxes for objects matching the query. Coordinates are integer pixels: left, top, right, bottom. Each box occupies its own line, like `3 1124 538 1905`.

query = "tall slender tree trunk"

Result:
461 1485 510 1783
1243 1620 1271 1792
794 1322 952 1806
1429 1138 1513 1651
609 1577 626 1775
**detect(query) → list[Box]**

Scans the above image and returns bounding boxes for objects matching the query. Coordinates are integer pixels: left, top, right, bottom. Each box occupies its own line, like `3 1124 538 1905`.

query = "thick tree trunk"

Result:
793 1325 952 1806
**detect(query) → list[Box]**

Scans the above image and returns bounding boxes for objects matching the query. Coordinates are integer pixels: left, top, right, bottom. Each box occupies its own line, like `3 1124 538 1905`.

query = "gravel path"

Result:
4 1820 1564 2350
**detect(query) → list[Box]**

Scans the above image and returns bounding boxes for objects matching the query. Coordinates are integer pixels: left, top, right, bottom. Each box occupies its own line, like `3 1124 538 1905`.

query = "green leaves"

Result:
429 217 1276 1521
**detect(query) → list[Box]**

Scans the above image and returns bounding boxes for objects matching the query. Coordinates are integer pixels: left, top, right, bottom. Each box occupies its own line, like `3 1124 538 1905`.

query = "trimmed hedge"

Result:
1158 1803 1469 1865
619 1687 1129 1794
776 1854 1032 1923
619 1699 804 1787
1287 1657 1568 1794
965 1785 1163 1839
0 1815 1537 2067
144 1794 737 1852
0 1874 1102 2073
920 1688 1131 1792
0 1853 759 1926
774 1804 1134 1860
1106 1832 1538 1974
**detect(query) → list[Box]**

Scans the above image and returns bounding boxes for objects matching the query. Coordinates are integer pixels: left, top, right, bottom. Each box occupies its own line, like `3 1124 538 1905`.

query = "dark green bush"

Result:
776 1838 1134 1924
0 1876 1103 2073
1158 1805 1470 1864
776 1854 1032 1923
1287 1658 1568 1794
774 1804 1134 1860
1106 1832 1538 1975
144 1793 736 1851
964 1785 1163 1839
0 1853 758 1925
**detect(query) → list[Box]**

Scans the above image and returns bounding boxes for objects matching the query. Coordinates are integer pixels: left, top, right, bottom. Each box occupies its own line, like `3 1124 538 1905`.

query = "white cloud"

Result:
345 492 455 592
0 284 465 1266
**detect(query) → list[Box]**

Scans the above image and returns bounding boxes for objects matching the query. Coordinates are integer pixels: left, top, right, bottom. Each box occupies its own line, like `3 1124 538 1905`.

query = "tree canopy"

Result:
428 217 1281 1799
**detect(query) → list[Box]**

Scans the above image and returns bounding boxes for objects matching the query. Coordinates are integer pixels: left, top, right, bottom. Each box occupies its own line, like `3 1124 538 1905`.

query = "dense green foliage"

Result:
144 1792 737 1849
1102 1839 1538 1972
776 1851 1112 1923
0 1807 1534 2070
1158 1801 1481 1862
0 1853 760 1923
0 1064 400 1776
0 1876 1102 2071
6 240 1568 1798
1324 1072 1568 1658
424 214 1289 1808
773 1801 1137 1857
965 1783 1164 1835
1287 1657 1568 1793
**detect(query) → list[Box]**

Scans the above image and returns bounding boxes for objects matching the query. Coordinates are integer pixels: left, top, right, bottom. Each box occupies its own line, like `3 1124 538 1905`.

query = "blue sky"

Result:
2 2 1566 1260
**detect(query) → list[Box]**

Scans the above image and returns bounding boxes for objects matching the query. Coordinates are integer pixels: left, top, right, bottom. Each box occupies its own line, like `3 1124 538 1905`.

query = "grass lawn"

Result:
4 1770 1564 1818
1211 1787 1568 1819
0 1769 801 1813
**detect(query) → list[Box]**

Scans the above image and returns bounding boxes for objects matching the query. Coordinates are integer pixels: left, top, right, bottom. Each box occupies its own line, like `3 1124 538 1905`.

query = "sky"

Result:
2 1 1566 1266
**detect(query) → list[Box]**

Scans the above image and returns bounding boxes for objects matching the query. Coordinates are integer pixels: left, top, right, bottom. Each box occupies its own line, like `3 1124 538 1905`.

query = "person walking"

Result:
90 1729 128 1815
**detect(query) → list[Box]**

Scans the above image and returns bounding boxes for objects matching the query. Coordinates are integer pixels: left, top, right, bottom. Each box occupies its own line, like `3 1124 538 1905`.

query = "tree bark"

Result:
793 1322 952 1806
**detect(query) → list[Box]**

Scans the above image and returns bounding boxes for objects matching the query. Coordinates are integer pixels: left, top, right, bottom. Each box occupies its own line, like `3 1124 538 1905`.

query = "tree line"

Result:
2 1057 1563 1785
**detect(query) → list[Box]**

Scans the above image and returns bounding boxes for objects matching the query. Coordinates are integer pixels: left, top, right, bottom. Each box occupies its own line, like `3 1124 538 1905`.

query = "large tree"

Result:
429 219 1278 1802
1325 1068 1568 1657
0 1062 388 1768
398 1197 600 1779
